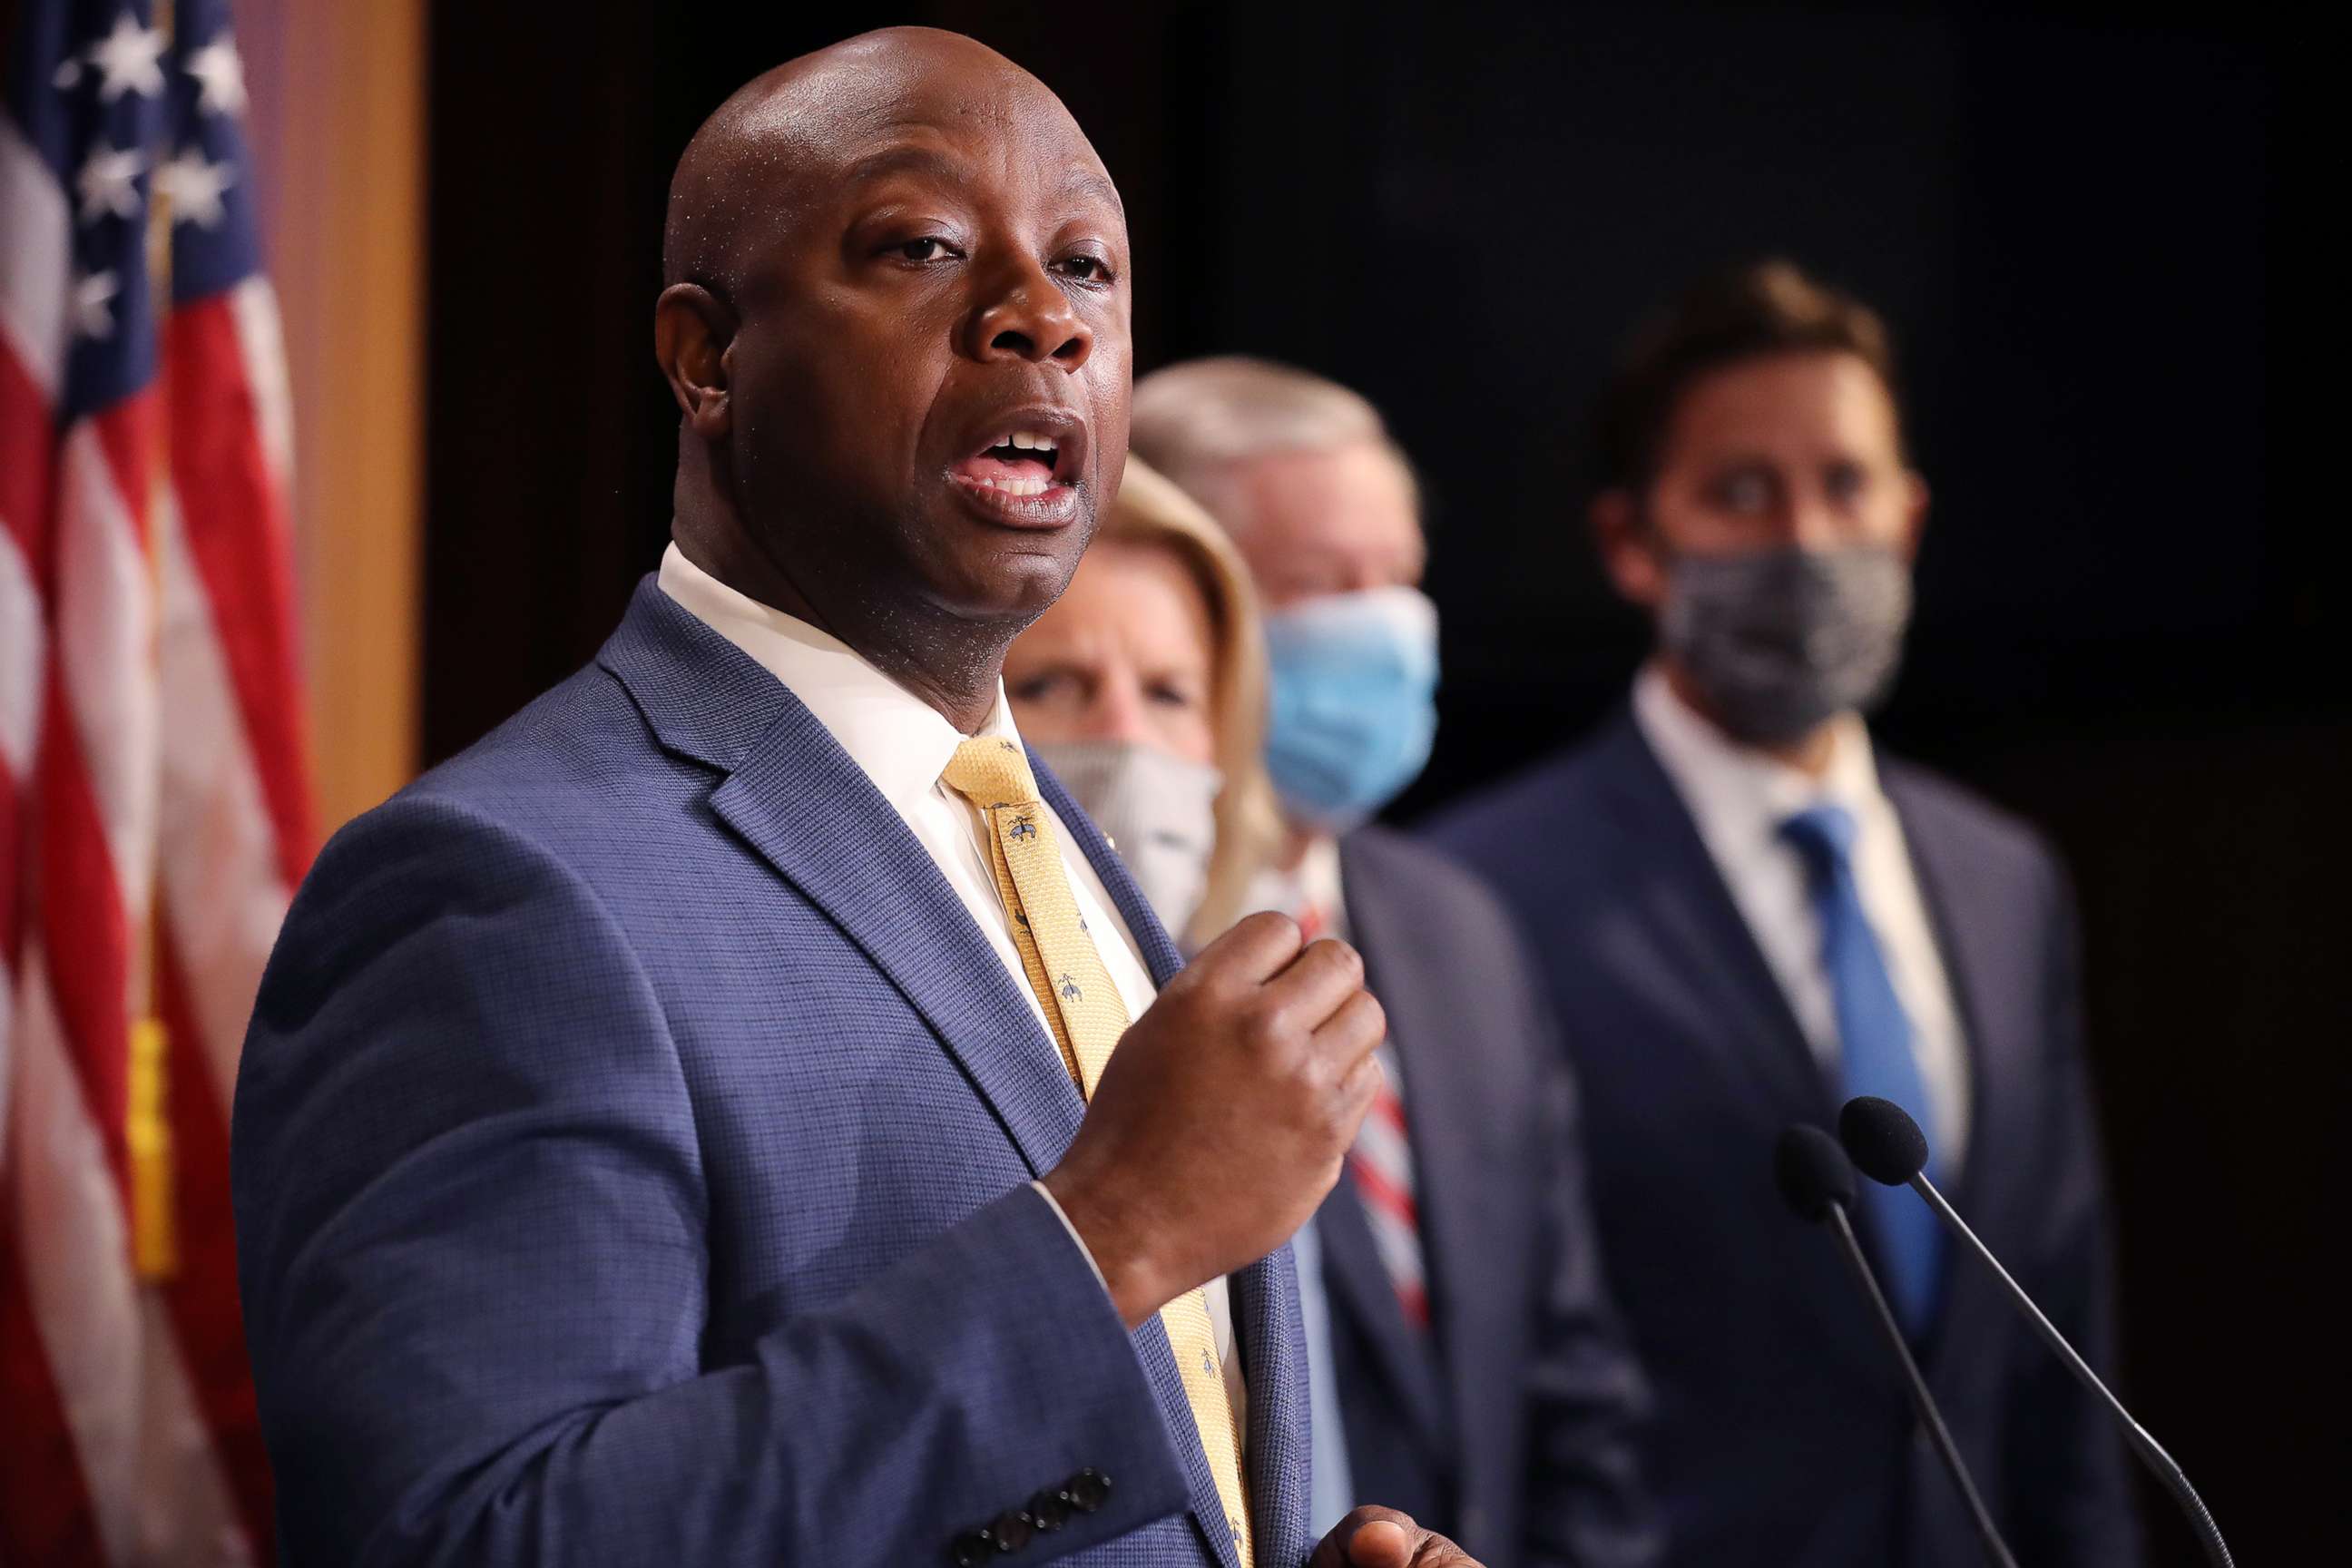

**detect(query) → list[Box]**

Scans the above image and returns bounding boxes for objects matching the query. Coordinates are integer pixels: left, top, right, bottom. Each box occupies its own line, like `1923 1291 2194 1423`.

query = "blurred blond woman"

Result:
1005 457 1284 950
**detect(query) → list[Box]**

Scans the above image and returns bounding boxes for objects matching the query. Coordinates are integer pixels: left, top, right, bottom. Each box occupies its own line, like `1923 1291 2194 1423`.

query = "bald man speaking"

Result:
232 29 1481 1568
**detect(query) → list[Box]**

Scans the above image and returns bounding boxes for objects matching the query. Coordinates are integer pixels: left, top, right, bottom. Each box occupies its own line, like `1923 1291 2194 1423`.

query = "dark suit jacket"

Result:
1315 827 1658 1568
232 579 1310 1568
1428 710 2141 1568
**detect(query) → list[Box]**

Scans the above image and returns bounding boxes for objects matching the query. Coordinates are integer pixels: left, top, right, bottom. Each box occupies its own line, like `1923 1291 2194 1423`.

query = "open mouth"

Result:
947 414 1086 526
956 429 1066 496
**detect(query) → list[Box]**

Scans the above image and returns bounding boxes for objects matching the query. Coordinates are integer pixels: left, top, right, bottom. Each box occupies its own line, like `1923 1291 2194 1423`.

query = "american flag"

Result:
3 0 309 1562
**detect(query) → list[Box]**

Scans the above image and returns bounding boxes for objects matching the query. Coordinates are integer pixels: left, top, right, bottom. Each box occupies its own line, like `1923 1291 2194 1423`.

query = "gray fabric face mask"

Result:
1030 739 1222 937
1659 544 1914 745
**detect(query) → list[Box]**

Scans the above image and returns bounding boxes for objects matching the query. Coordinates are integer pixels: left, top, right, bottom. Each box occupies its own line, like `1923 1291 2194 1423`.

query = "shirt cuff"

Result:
1031 1179 1112 1295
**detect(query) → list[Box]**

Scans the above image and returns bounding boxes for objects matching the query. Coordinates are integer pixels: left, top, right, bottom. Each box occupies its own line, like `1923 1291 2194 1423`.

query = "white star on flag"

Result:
157 148 236 229
184 34 250 118
71 270 121 338
76 143 146 222
85 12 168 103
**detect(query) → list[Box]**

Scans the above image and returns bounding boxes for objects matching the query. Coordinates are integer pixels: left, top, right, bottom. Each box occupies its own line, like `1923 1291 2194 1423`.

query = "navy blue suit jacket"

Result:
1313 828 1657 1568
1429 710 2141 1568
232 580 1310 1567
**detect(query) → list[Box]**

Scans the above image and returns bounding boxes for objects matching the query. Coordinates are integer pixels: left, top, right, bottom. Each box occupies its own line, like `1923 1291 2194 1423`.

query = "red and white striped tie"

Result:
1299 902 1428 1331
1352 1042 1429 1329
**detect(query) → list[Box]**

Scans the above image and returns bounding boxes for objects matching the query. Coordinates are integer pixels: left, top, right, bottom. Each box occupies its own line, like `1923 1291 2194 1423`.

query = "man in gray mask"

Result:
1434 261 2141 1568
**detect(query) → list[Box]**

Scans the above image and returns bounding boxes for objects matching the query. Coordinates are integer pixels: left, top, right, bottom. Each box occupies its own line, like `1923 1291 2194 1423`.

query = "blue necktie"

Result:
1781 803 1945 1338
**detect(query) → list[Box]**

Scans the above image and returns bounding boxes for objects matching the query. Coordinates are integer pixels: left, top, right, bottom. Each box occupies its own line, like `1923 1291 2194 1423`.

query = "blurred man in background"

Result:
1133 359 1659 1568
1434 261 2141 1567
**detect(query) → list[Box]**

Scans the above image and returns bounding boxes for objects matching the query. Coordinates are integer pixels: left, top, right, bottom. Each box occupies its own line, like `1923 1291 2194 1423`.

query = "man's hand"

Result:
1043 911 1386 1327
1308 1507 1484 1567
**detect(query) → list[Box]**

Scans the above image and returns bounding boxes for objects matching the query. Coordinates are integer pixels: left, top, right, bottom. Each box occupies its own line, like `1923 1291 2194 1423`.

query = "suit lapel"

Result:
1316 1177 1450 1436
1592 712 1832 1128
1040 756 1308 1568
1327 839 1460 1456
710 732 1094 1178
1121 1249 1307 1568
601 580 1086 1176
1882 773 2020 1227
1232 1243 1309 1568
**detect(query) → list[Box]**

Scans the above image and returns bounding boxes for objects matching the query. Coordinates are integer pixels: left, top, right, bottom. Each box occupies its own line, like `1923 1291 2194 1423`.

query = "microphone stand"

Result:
1822 1202 2019 1568
1909 1173 2234 1568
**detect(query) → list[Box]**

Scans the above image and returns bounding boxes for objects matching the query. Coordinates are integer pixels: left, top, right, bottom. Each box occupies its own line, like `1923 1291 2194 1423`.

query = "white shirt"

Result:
1241 835 1348 937
1632 665 1972 1167
657 544 1244 1420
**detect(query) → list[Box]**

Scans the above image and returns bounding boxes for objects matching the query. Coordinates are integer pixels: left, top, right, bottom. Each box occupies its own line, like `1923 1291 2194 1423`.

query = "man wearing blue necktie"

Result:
1435 260 2141 1567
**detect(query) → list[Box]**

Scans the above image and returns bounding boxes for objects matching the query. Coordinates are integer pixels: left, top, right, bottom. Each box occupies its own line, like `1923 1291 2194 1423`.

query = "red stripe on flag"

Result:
1368 1086 1408 1137
0 1181 108 1564
0 762 20 967
33 673 133 1198
167 299 314 886
0 340 54 579
155 926 276 1562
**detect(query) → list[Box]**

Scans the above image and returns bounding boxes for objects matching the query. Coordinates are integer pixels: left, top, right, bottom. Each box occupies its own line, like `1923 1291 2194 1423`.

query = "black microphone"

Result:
1838 1096 2235 1568
1773 1126 2020 1568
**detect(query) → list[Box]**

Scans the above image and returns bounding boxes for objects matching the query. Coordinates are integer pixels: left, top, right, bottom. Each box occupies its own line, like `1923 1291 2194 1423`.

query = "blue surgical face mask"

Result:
1261 585 1440 831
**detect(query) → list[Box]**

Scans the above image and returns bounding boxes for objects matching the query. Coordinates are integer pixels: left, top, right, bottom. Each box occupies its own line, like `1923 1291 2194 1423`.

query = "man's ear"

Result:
654 283 736 439
1592 487 1667 611
1900 469 1930 564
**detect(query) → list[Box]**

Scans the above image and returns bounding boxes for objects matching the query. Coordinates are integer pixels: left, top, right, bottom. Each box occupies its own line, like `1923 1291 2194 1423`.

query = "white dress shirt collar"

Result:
657 541 1023 806
1632 662 1880 842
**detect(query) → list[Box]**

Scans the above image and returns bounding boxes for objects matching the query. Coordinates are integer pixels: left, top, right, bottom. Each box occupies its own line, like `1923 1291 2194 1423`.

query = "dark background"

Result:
423 4 2321 1559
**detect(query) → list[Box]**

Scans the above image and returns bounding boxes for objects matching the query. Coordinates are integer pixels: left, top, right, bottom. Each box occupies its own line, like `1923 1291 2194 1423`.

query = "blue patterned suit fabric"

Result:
231 579 1309 1568
1779 803 1945 1338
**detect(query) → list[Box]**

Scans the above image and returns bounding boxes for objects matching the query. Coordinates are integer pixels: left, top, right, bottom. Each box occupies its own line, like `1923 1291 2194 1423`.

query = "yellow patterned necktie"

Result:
942 736 1254 1567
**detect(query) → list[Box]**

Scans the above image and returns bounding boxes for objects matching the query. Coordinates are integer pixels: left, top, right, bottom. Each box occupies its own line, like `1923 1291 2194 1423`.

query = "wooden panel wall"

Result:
237 0 426 832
